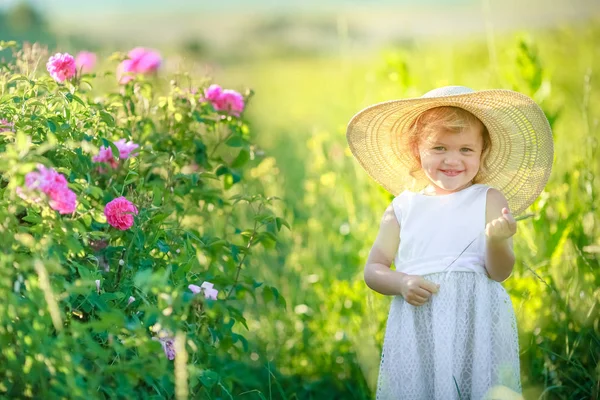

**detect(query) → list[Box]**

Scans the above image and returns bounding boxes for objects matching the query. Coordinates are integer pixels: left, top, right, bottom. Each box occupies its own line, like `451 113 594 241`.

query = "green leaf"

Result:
66 236 83 254
231 149 250 168
101 138 119 161
0 40 17 50
66 93 86 107
254 213 275 224
134 269 153 290
8 75 29 83
87 186 104 199
275 217 291 231
157 240 170 253
256 232 277 249
46 119 57 133
99 111 115 127
21 213 42 224
199 370 219 389
215 165 229 177
225 136 245 147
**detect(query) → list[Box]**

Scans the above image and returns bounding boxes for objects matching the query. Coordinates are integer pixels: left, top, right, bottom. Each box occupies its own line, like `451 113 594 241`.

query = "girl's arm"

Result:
364 204 406 296
364 203 440 302
485 188 517 282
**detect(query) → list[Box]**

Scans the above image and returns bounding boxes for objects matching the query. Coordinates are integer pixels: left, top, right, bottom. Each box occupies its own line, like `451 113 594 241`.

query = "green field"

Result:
1 2 599 398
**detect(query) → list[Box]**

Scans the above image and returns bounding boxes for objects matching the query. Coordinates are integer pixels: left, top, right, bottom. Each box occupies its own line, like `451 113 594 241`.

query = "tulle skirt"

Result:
376 271 521 400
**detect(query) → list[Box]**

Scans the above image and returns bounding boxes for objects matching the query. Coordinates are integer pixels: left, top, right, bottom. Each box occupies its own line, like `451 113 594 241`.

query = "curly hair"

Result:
402 106 491 181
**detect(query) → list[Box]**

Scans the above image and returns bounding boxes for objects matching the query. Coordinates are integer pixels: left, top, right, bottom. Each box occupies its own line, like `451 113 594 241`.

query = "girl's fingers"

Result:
414 288 431 298
502 207 516 224
409 298 427 306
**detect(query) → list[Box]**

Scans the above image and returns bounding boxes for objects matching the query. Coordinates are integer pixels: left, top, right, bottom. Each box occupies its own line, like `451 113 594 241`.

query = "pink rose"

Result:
21 164 77 214
117 47 161 84
93 139 138 170
92 146 118 169
219 90 245 117
127 47 161 74
204 84 222 102
114 139 139 159
48 186 77 215
104 196 138 230
75 51 97 73
46 53 77 83
203 84 245 117
116 59 135 84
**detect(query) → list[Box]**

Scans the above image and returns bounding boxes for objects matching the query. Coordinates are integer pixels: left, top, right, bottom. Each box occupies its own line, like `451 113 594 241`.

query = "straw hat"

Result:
346 86 554 215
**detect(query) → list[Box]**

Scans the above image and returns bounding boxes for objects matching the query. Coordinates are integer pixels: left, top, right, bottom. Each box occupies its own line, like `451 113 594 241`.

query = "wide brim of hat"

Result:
346 89 554 215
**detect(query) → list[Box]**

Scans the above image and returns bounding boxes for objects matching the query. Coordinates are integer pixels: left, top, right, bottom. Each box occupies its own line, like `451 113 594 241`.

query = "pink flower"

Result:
117 59 136 84
188 284 201 294
92 145 118 169
93 139 138 170
48 187 77 215
0 118 14 133
204 84 223 102
203 84 245 117
20 164 77 214
127 47 161 74
117 47 161 84
114 139 139 159
46 53 77 83
75 51 97 73
188 281 218 300
153 331 176 360
104 196 138 230
160 337 176 360
127 296 135 306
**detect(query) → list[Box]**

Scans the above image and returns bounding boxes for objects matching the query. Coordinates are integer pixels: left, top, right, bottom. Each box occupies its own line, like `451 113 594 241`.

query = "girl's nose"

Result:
443 157 460 166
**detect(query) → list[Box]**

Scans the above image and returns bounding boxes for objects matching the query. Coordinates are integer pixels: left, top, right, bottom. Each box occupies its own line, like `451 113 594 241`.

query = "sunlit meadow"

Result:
0 3 599 399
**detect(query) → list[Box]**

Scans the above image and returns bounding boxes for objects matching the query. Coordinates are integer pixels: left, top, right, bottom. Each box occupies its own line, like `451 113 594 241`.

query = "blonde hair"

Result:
403 106 491 181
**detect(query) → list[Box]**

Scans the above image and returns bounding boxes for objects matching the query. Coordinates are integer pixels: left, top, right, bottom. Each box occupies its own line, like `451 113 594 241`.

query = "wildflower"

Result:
104 196 138 230
75 51 97 73
19 164 77 214
152 330 176 360
127 296 135 306
92 139 139 170
116 47 161 84
203 84 245 117
46 53 77 82
95 279 101 294
114 139 139 158
188 281 218 300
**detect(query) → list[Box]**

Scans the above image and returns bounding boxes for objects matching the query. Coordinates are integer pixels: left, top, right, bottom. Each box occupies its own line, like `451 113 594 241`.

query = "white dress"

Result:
376 184 521 400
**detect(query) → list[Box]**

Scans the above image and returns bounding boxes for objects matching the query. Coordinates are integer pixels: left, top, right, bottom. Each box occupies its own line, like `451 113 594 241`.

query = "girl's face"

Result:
417 124 484 195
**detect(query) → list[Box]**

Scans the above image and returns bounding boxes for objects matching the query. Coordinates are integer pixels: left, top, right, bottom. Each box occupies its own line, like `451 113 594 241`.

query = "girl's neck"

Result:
421 181 475 196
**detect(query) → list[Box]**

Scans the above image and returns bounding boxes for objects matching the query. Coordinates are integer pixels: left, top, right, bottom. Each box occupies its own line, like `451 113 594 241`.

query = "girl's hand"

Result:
486 207 517 242
399 274 440 306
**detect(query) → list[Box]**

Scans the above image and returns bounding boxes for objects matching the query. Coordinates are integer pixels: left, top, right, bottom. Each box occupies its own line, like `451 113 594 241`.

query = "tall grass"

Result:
208 20 600 399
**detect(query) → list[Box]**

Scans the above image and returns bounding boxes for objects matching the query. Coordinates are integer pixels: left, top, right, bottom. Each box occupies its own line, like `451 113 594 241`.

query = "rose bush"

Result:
0 40 289 398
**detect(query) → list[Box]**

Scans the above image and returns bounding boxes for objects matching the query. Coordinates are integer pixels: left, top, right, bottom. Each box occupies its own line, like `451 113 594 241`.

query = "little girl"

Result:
346 86 554 399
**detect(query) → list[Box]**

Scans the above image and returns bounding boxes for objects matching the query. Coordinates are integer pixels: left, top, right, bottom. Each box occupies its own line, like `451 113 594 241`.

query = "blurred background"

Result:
1 0 599 398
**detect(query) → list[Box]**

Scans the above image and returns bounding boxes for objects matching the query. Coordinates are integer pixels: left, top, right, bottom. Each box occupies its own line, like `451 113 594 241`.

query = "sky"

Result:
2 0 473 16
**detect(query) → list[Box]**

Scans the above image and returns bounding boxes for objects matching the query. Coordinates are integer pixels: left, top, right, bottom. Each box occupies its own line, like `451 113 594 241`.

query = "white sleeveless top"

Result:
392 184 491 276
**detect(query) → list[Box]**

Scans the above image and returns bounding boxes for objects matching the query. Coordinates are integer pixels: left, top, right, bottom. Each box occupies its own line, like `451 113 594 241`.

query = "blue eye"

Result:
433 146 445 151
461 148 473 152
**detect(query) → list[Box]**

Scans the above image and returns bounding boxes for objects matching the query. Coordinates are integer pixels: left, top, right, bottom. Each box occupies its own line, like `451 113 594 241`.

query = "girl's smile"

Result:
417 123 484 195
